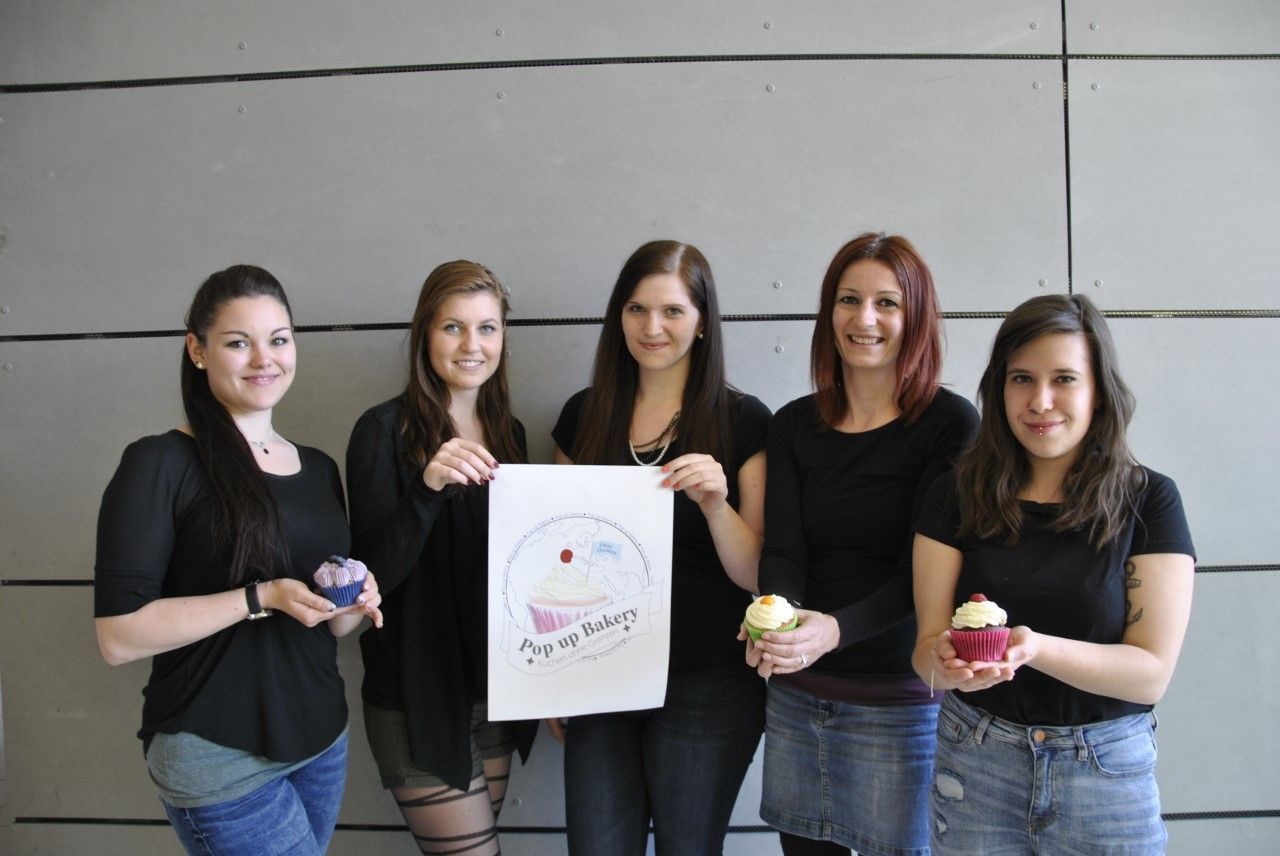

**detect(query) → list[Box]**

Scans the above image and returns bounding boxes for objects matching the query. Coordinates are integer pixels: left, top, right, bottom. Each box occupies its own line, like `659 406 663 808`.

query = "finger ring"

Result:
800 653 808 667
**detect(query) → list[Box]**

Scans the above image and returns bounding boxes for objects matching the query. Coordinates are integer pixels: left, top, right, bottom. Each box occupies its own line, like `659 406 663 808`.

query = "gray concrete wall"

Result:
1 2 1277 853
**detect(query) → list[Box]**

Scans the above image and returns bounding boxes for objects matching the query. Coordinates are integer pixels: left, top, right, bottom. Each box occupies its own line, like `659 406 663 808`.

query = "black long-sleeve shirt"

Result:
758 389 977 680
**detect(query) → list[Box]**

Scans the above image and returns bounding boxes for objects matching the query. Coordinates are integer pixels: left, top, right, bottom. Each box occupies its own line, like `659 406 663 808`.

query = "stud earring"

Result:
697 332 704 340
195 361 205 369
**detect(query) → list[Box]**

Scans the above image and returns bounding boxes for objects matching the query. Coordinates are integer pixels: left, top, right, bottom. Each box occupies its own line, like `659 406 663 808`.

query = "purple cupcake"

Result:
314 555 367 608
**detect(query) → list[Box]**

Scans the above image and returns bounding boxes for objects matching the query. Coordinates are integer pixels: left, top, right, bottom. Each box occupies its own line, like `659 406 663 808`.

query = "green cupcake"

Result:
744 594 798 641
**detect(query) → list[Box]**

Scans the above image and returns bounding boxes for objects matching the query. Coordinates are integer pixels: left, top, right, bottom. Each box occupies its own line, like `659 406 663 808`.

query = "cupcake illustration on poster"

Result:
504 511 650 632
500 513 656 673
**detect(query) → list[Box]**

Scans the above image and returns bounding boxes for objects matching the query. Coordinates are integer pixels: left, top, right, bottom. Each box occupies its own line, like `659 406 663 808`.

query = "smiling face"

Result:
186 295 295 419
621 272 703 375
427 291 504 398
831 259 904 378
1004 331 1097 474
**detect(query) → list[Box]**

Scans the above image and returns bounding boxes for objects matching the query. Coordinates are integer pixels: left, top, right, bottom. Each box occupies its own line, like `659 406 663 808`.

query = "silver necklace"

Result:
248 431 278 455
629 410 680 467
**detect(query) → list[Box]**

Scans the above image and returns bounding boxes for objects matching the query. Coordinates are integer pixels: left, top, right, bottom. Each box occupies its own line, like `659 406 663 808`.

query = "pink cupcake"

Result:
949 593 1010 662
313 555 367 608
526 548 609 633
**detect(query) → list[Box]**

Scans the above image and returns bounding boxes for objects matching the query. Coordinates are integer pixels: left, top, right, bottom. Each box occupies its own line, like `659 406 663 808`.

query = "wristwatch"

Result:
245 581 274 620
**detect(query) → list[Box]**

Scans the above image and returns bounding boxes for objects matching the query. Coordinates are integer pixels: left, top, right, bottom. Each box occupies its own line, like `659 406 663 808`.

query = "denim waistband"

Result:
941 691 1155 758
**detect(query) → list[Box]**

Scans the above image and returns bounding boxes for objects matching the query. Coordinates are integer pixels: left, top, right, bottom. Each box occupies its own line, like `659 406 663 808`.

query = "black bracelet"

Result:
245 581 274 620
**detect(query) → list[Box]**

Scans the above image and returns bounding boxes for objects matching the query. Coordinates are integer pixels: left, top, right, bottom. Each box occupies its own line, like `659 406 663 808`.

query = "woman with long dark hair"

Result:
748 233 977 855
94 265 383 854
553 240 769 855
912 293 1194 853
346 261 535 856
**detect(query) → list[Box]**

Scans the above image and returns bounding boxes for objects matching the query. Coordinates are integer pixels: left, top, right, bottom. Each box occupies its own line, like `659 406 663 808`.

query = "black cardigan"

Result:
347 396 535 790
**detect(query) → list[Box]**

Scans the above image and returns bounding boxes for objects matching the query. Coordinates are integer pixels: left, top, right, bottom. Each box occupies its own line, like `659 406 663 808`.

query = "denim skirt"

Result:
931 692 1166 855
761 679 937 856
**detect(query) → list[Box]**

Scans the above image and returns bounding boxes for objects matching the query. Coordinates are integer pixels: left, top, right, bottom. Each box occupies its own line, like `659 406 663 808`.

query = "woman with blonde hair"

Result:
347 261 535 855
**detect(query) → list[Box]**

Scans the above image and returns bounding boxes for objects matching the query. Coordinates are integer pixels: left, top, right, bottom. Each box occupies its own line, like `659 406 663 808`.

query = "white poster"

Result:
487 464 673 720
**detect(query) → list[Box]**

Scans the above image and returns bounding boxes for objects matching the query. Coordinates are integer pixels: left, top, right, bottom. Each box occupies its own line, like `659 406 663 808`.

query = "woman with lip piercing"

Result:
748 233 978 856
94 265 383 855
912 293 1194 854
346 261 536 856
551 240 770 856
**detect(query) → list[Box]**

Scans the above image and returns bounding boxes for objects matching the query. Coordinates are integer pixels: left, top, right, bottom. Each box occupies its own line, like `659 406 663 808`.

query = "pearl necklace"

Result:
629 410 681 467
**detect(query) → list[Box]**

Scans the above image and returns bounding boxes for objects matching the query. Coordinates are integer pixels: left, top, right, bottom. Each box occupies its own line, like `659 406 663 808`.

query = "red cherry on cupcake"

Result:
560 549 573 563
970 593 987 602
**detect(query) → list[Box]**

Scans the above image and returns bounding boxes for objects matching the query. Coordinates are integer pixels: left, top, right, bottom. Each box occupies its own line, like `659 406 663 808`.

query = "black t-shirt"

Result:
94 431 349 762
552 388 771 669
758 388 978 680
916 467 1195 726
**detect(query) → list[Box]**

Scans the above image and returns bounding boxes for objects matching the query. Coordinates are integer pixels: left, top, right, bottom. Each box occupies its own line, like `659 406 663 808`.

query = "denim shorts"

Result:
162 729 347 855
931 692 1166 855
760 679 937 856
363 701 518 789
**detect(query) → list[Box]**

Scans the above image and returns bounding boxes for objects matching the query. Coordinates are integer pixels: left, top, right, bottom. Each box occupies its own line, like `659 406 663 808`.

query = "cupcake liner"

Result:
746 616 798 642
527 601 605 634
321 579 365 609
949 627 1010 662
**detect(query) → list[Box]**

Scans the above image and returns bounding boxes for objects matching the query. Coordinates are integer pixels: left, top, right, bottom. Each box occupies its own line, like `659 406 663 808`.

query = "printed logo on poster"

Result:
499 512 664 674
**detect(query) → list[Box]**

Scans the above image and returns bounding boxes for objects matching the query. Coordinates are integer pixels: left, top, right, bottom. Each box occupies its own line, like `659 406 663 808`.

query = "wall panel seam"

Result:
3 310 1279 345
12 811 1280 827
4 566 1275 587
6 52 1278 94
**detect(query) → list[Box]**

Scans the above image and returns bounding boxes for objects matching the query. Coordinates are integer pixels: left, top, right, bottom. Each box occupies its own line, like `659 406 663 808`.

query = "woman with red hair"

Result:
747 233 977 855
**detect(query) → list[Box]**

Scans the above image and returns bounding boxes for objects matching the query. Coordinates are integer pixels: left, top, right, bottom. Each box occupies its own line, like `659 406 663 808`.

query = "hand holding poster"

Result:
487 464 673 720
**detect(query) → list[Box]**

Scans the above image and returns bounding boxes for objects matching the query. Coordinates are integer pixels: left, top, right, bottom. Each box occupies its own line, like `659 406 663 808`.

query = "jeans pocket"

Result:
936 704 976 748
1089 728 1157 778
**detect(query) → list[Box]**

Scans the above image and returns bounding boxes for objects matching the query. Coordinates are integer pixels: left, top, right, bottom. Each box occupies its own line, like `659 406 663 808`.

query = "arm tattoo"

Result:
1124 559 1144 626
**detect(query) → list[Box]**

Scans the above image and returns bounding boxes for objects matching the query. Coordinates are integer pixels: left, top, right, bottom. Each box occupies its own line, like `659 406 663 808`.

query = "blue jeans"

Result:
163 731 348 855
761 679 937 856
931 693 1166 855
564 665 765 856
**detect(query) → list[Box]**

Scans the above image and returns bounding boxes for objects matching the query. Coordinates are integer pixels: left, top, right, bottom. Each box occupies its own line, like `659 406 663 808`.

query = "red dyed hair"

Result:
809 232 943 426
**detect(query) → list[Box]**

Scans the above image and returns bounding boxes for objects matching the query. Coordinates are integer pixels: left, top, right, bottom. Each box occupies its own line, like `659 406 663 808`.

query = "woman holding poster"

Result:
747 233 978 856
552 240 770 856
346 261 536 856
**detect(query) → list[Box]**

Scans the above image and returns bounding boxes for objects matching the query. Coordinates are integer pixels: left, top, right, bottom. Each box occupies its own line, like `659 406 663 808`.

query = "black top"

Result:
758 389 979 681
94 431 349 762
347 396 536 792
553 388 771 669
916 467 1196 726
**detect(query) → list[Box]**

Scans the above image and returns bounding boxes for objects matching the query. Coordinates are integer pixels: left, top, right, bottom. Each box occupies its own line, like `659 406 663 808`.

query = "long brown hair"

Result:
181 265 291 585
400 261 525 469
572 240 732 466
956 293 1145 548
810 232 943 427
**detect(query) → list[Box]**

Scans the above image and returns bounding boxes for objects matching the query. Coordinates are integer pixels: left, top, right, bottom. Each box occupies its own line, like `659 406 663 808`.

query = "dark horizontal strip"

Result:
5 564 1277 588
2 309 1277 344
0 54 1066 94
1165 809 1280 821
15 812 1279 829
5 52 1278 94
1194 564 1280 574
